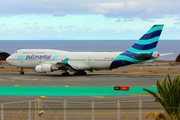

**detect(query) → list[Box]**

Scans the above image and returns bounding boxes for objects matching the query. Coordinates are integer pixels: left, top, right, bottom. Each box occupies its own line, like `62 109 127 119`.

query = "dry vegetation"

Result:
1 60 180 74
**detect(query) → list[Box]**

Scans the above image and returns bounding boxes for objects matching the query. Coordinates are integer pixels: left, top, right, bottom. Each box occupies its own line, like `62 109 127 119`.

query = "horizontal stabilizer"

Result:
132 53 152 60
160 52 174 57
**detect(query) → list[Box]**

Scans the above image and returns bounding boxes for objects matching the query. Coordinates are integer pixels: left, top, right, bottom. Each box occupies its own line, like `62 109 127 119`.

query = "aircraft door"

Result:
87 57 93 64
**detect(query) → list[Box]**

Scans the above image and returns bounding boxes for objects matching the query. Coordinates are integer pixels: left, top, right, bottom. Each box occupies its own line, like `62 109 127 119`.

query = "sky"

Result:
0 0 180 40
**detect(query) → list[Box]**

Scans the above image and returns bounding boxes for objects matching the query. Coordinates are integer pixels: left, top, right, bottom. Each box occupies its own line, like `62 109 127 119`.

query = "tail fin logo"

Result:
128 25 164 54
110 25 164 69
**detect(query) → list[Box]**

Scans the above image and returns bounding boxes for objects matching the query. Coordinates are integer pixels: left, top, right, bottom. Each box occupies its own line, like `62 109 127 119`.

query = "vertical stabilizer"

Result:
110 25 164 69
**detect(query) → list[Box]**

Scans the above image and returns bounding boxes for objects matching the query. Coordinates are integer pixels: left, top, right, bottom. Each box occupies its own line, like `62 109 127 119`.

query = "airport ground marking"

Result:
40 96 46 98
65 85 69 88
0 86 157 96
91 96 105 98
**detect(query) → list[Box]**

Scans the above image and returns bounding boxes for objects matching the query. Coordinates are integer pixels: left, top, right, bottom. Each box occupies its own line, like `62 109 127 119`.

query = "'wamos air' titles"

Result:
6 25 173 76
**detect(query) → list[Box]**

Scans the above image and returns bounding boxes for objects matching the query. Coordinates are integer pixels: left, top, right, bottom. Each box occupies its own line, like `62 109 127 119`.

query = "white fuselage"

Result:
6 49 121 70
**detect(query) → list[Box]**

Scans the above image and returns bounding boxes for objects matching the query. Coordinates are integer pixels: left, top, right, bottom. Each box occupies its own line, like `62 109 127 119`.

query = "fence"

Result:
0 99 164 120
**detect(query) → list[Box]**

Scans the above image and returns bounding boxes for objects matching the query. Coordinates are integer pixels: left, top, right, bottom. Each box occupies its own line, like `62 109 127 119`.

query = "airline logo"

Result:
26 55 52 60
17 55 58 61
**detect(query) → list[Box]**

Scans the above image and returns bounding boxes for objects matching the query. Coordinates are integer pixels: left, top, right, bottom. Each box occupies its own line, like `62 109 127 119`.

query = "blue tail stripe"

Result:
120 51 153 57
120 51 139 57
131 41 158 50
146 25 164 34
110 60 133 68
128 47 155 54
114 55 144 62
140 30 162 40
110 24 164 69
136 36 159 45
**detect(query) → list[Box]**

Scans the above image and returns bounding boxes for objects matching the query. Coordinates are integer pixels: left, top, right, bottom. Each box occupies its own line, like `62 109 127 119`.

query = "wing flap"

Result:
40 58 90 71
68 61 91 70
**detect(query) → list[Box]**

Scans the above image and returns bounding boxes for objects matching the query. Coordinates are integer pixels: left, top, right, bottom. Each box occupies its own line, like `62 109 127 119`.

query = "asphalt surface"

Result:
0 72 175 103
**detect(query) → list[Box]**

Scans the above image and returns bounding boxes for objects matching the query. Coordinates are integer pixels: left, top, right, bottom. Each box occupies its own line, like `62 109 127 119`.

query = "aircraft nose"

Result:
6 55 12 63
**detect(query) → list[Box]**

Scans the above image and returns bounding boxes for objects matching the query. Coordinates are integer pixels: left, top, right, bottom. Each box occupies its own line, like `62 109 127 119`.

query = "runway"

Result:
0 72 174 102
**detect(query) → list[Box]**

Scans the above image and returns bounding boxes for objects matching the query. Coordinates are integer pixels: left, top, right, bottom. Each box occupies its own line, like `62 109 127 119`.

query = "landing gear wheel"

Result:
20 71 24 75
62 72 70 76
82 71 87 75
74 71 87 76
73 72 77 76
20 68 24 75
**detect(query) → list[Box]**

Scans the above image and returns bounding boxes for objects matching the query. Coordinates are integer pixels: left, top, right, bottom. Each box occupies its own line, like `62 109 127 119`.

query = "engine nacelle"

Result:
35 64 57 73
152 52 159 59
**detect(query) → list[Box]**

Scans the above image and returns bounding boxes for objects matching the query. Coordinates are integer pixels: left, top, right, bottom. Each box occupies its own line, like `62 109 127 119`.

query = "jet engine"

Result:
151 52 160 59
35 64 57 73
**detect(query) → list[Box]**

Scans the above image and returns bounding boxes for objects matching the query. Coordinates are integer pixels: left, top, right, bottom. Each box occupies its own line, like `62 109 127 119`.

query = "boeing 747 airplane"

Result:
6 25 169 75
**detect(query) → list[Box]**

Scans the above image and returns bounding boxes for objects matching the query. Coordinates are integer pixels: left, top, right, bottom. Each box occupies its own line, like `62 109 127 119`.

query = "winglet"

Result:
61 58 69 63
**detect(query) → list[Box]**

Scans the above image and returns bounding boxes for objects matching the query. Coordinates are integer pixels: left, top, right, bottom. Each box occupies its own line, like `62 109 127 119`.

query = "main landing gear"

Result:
61 70 87 76
73 71 87 76
62 71 70 76
20 68 24 75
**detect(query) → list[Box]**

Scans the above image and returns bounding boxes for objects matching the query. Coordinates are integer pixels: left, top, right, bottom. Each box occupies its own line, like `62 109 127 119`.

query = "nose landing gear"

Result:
20 68 24 75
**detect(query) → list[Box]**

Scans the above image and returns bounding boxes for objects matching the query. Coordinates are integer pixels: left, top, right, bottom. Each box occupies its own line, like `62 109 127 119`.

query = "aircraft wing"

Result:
35 58 70 72
67 61 91 70
42 58 90 71
57 58 69 64
52 58 70 68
